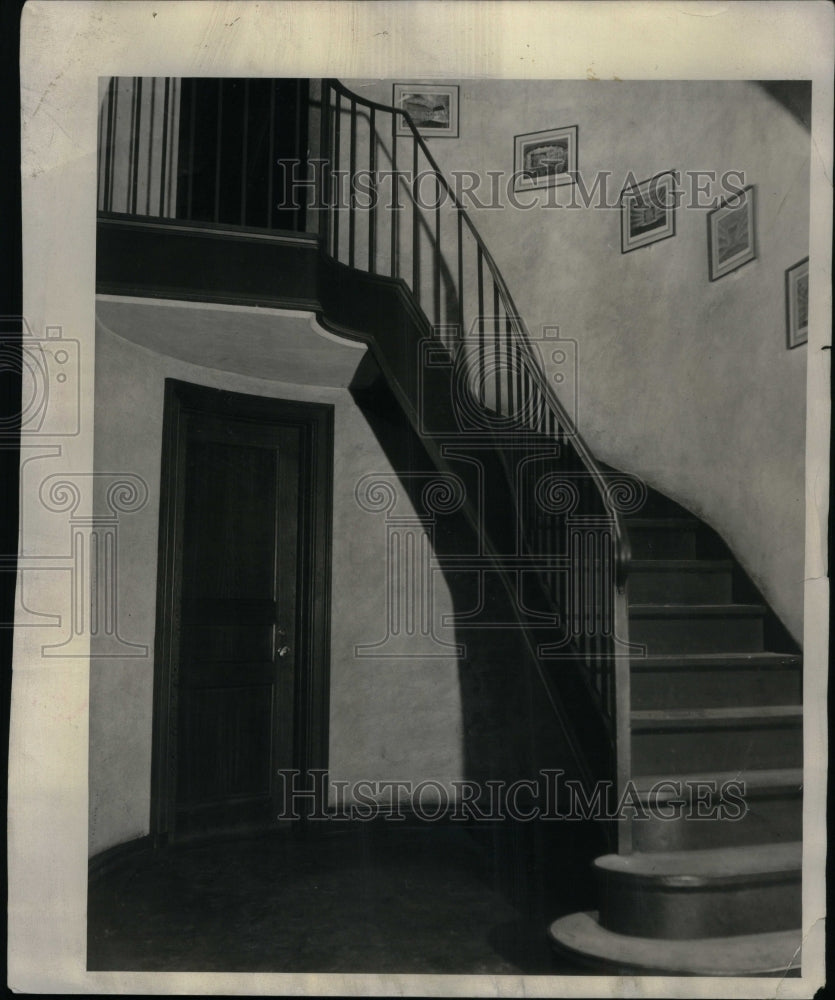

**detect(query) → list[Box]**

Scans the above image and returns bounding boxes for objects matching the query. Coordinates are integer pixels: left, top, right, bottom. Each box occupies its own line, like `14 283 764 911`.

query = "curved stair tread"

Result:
594 841 801 882
625 517 699 527
632 767 803 797
549 912 801 976
629 603 766 617
632 705 802 725
630 558 733 570
631 651 802 666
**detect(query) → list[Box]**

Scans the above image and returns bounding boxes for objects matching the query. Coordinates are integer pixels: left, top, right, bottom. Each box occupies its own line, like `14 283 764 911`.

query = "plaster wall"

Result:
89 318 464 855
347 78 810 641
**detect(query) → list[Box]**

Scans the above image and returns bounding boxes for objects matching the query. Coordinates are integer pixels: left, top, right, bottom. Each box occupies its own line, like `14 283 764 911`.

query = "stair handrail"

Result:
321 79 631 590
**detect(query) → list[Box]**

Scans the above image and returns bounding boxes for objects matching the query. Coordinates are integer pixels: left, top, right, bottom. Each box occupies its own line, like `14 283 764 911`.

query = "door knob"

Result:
276 644 291 658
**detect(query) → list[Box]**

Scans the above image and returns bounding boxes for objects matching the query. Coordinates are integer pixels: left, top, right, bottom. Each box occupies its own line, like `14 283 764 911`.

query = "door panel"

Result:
152 382 333 844
174 412 300 837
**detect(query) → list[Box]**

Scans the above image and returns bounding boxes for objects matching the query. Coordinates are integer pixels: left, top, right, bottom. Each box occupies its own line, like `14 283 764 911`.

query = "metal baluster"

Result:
332 92 341 260
212 79 222 223
434 176 441 327
390 114 398 278
159 78 171 219
369 107 377 272
267 80 275 229
145 79 157 216
185 80 195 220
294 80 304 232
103 78 116 212
456 211 464 344
493 280 501 415
412 140 419 301
477 247 485 406
547 409 556 600
241 80 249 226
515 333 524 430
129 78 141 216
505 312 513 420
348 98 357 268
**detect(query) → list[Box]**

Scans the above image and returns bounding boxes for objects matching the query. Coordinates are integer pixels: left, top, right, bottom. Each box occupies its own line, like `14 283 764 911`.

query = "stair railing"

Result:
319 79 636 822
95 75 637 845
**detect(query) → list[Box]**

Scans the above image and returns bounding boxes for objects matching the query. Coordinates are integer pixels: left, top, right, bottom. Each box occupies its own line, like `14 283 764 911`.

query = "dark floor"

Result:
87 818 603 973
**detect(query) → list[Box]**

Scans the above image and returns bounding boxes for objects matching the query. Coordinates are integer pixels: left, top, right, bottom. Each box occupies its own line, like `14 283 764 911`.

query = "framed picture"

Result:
620 170 677 253
785 257 809 348
707 185 757 281
393 84 459 137
513 126 578 191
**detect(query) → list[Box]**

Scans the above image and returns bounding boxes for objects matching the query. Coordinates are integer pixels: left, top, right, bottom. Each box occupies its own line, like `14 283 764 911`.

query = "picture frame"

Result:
393 83 459 138
785 256 809 349
513 125 578 191
707 185 757 281
620 170 677 253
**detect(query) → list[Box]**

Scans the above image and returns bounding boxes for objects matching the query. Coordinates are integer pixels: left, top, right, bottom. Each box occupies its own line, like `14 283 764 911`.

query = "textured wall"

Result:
347 78 809 641
90 318 465 855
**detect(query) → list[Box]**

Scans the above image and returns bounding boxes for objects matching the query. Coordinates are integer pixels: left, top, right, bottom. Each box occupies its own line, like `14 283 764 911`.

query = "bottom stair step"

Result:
549 912 801 976
595 841 801 939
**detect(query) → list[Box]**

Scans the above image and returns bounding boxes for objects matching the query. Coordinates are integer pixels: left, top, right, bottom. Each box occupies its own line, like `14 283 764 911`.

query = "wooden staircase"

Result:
549 488 802 975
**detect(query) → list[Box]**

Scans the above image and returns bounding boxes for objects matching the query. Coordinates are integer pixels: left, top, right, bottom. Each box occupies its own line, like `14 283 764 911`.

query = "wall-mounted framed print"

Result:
393 84 459 137
707 185 757 281
785 256 809 349
620 170 677 253
513 126 578 191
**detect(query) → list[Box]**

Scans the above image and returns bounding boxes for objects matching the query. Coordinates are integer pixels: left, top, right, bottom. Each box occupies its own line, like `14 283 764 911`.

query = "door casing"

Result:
150 379 333 843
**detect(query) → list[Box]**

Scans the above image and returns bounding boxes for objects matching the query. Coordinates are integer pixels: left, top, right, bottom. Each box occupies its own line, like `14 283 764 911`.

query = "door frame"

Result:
150 379 333 843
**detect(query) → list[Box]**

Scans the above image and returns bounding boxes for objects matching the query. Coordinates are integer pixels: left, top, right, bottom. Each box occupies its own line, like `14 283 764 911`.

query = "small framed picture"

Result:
620 170 677 253
513 126 578 191
393 84 459 138
785 257 809 349
707 185 757 281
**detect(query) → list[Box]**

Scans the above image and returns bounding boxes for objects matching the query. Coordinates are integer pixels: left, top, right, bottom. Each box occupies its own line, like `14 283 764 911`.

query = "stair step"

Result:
628 768 803 851
629 559 733 603
630 652 802 709
626 518 698 558
631 705 803 774
549 912 801 975
594 842 801 939
629 603 765 653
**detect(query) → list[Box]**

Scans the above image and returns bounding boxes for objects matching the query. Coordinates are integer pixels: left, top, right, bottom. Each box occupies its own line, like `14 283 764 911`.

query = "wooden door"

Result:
175 414 299 837
152 382 334 843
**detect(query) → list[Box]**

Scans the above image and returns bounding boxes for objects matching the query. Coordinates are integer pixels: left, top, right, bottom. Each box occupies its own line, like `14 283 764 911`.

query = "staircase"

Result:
550 488 803 975
314 80 804 976
97 75 804 976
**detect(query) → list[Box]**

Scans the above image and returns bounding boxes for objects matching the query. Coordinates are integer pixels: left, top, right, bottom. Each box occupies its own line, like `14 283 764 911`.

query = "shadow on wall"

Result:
348 352 611 787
